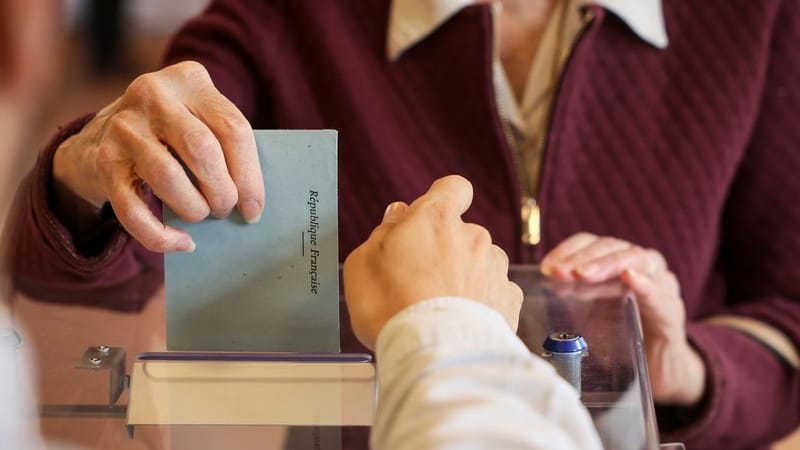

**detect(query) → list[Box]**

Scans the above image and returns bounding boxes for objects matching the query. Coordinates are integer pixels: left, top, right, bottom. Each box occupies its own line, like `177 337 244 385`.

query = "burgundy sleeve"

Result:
9 0 277 311
660 2 800 448
10 115 162 311
161 0 283 121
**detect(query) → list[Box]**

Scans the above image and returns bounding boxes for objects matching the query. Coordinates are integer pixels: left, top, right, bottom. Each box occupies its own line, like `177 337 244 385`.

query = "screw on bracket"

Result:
77 346 127 406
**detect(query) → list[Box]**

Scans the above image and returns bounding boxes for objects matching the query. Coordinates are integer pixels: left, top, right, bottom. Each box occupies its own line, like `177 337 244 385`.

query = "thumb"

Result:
382 201 409 225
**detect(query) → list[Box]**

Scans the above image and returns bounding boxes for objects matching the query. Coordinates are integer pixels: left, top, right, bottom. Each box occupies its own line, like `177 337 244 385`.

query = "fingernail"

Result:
182 239 196 253
540 262 553 276
576 263 598 276
240 200 262 224
383 202 402 218
382 202 407 223
246 212 262 224
213 209 233 219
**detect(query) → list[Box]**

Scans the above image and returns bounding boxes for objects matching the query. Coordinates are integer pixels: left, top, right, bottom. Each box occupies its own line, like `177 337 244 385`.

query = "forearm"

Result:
371 297 602 450
658 320 800 449
678 0 800 445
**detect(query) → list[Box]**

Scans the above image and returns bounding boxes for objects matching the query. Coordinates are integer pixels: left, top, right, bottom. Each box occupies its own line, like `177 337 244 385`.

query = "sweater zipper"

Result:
489 3 542 246
522 8 596 248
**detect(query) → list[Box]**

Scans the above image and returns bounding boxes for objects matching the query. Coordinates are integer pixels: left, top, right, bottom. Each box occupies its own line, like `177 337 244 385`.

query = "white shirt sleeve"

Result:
370 297 604 450
0 318 46 450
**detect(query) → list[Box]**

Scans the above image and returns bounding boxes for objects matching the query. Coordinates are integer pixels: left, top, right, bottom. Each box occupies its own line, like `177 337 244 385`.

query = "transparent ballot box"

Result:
11 266 680 449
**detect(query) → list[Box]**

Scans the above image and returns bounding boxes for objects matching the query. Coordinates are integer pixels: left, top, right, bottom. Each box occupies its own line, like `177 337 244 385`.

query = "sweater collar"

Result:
386 0 668 60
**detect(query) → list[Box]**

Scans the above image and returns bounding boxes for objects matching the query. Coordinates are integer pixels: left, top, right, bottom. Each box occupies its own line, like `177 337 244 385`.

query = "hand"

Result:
52 61 264 253
343 175 523 350
541 233 706 406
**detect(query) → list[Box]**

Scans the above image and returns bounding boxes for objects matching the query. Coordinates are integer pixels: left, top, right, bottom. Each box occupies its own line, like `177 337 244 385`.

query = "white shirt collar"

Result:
387 0 668 60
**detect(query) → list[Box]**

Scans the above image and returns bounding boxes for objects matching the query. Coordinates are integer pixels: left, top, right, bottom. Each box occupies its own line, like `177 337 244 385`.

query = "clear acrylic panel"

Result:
511 266 659 450
10 266 662 449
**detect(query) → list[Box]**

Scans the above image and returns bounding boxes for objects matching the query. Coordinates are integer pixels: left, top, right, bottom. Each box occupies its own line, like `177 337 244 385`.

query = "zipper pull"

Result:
521 196 541 245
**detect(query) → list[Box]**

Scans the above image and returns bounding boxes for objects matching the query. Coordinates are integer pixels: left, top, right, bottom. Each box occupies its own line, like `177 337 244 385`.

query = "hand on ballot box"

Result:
540 233 706 407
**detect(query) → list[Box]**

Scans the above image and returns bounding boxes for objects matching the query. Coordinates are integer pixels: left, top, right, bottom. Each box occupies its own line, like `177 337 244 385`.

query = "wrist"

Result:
654 339 707 406
376 297 527 365
677 342 707 405
49 130 120 254
52 130 105 209
377 298 523 350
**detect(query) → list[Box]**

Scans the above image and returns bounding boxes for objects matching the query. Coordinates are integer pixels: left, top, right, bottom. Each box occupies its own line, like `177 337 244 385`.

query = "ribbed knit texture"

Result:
9 1 799 448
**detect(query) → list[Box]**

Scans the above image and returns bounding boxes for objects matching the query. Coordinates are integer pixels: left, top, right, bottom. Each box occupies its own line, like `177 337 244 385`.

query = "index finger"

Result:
540 232 598 277
408 175 474 220
187 85 264 224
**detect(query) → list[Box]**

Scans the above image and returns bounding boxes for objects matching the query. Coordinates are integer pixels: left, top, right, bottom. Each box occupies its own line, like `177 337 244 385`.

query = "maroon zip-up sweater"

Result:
9 1 800 448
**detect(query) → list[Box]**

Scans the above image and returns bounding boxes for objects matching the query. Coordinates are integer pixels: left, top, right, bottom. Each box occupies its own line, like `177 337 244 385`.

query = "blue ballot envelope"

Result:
164 130 340 352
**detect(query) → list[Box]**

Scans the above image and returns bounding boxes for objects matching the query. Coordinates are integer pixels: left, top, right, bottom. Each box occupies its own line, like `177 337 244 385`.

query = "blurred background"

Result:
0 0 207 302
2 0 207 184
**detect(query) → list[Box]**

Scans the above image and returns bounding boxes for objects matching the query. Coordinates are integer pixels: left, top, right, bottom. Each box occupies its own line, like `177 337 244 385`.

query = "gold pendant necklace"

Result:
521 196 541 245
